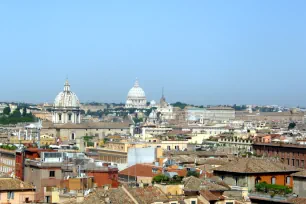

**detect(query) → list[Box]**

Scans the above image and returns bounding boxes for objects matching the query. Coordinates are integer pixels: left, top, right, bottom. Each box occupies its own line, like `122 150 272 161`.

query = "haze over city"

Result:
0 1 305 106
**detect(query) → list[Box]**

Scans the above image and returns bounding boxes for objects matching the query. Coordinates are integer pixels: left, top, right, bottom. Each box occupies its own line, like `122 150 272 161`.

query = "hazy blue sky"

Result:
0 1 305 106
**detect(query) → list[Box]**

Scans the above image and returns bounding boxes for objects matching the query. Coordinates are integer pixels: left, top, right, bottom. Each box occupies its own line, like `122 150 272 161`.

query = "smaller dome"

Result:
149 110 158 119
150 100 156 106
54 80 80 108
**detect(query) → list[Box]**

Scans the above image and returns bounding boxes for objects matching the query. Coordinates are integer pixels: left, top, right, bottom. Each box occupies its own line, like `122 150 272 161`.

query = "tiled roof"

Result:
288 197 306 204
291 170 306 178
183 176 202 191
119 164 161 177
125 186 172 204
200 180 230 191
200 190 219 201
0 178 35 191
213 158 298 174
183 176 230 192
196 158 229 165
78 187 134 204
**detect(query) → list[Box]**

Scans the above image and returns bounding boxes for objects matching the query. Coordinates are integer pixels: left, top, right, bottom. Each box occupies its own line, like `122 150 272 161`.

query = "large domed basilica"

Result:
52 80 81 124
125 79 147 109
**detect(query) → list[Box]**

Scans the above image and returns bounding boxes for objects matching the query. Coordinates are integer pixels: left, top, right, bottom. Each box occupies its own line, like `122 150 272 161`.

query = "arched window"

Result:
286 176 291 185
71 133 75 140
58 114 62 121
271 177 276 185
68 113 72 121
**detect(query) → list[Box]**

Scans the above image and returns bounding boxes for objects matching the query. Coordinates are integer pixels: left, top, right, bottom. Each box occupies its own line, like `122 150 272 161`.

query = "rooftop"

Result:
214 158 298 174
253 142 306 149
0 178 35 191
291 170 306 178
199 190 220 201
119 164 161 178
42 121 131 129
125 186 174 204
183 176 230 192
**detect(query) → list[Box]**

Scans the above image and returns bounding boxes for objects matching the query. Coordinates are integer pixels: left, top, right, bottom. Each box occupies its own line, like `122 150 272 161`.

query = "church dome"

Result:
54 80 80 108
127 79 146 99
150 100 156 106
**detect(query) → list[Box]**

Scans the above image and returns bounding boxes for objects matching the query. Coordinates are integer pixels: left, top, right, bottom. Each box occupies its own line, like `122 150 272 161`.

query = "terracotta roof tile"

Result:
288 197 306 204
200 190 220 201
119 164 161 177
291 170 306 178
0 178 35 191
214 158 298 174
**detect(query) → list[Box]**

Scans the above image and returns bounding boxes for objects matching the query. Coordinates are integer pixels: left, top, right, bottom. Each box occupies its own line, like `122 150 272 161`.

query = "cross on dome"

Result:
134 78 139 87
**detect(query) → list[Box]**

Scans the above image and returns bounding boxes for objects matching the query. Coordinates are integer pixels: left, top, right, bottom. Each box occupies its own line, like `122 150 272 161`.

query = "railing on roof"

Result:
248 192 291 202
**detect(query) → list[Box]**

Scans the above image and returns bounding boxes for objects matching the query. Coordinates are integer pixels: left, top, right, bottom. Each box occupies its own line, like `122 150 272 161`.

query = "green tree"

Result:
22 107 27 116
3 107 10 115
172 102 188 109
152 175 169 183
11 109 21 118
187 171 200 178
288 122 296 130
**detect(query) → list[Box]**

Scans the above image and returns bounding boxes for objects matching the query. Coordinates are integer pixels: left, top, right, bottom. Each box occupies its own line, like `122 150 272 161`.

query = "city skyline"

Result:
0 1 305 106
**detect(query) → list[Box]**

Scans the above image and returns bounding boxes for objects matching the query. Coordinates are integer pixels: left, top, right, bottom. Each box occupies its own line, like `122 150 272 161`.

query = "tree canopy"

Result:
171 102 188 109
0 108 36 124
288 122 296 130
3 107 10 115
187 171 200 178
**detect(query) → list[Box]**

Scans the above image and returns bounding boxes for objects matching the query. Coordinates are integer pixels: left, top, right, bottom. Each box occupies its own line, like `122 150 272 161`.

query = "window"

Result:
297 160 300 167
287 158 290 165
167 146 171 150
68 114 72 121
286 176 291 185
7 191 14 199
302 160 304 168
234 177 238 186
221 176 224 181
292 159 295 166
49 171 55 177
191 201 196 204
271 177 276 184
58 114 62 121
71 133 75 140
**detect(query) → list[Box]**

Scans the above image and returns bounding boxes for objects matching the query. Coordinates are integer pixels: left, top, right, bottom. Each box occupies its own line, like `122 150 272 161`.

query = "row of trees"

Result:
0 107 36 124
